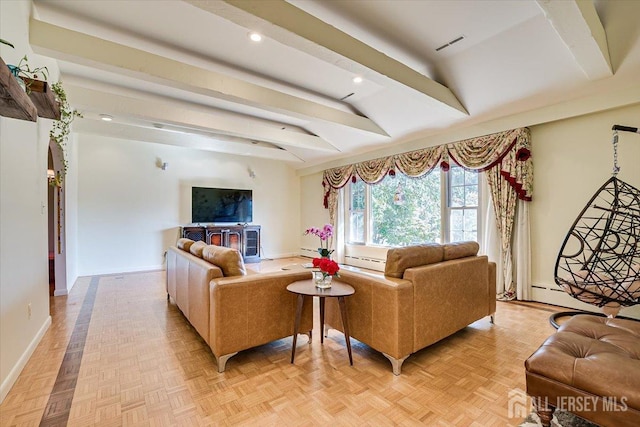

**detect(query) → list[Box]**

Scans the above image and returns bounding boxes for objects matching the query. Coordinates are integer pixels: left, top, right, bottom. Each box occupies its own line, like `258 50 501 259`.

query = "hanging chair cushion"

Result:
560 268 640 317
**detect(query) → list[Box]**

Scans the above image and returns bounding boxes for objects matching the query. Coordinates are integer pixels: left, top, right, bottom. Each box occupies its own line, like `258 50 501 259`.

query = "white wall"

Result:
0 0 58 402
530 103 640 318
76 134 301 275
63 133 79 291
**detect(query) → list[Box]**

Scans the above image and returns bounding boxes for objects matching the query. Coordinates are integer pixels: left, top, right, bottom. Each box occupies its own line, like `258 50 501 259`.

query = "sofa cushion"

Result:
177 238 195 252
189 241 207 258
443 241 479 261
203 245 246 277
385 243 444 278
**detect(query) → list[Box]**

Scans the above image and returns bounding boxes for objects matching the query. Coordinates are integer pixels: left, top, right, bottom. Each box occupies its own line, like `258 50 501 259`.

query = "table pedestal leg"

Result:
290 294 305 363
338 296 353 365
319 297 325 344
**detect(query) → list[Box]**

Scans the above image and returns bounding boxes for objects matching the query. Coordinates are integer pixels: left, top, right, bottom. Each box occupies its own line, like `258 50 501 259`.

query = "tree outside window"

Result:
371 172 441 246
347 166 479 247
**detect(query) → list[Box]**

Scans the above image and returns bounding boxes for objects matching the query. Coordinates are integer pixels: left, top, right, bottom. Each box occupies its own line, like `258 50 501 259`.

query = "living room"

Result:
1 0 639 425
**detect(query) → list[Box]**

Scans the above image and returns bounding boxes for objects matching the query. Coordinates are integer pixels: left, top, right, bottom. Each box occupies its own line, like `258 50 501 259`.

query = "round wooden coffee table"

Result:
286 280 355 365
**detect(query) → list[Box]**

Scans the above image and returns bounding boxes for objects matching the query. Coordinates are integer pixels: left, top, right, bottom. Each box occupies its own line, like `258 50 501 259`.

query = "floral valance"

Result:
322 127 532 212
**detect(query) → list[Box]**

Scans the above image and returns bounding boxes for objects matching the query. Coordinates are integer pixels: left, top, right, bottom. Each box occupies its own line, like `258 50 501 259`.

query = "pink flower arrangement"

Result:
304 224 334 258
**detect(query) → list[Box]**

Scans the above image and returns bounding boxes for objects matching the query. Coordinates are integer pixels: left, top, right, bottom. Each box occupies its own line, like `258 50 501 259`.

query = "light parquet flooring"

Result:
0 258 562 426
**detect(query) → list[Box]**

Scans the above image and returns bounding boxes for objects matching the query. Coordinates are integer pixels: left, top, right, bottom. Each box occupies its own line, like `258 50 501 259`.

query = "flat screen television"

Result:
191 187 253 223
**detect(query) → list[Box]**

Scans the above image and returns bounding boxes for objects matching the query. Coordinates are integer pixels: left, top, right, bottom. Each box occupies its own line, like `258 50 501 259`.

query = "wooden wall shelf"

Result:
0 56 37 121
22 77 61 120
0 56 61 121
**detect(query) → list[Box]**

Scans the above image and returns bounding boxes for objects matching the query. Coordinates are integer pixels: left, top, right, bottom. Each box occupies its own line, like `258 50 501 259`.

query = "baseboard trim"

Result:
0 315 52 403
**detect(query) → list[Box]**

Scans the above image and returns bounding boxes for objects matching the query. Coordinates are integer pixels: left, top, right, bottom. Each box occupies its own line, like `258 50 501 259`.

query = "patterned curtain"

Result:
354 157 395 183
394 145 444 177
486 166 519 294
448 128 521 170
322 165 354 224
321 127 533 292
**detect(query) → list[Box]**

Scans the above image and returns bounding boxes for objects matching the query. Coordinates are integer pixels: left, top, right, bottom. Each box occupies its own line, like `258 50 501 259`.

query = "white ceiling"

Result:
29 0 640 168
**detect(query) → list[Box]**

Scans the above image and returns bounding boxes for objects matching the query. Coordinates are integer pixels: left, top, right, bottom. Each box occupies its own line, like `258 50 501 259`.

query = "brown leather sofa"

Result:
166 238 313 372
324 241 496 374
167 239 494 374
525 315 640 427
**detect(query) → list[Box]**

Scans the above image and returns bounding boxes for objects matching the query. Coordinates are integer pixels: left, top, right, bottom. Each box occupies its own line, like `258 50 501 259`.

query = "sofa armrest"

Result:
209 270 314 358
488 261 497 315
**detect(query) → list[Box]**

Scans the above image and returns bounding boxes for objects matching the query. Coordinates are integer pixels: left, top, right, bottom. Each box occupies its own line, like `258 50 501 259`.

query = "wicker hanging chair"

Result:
554 125 640 318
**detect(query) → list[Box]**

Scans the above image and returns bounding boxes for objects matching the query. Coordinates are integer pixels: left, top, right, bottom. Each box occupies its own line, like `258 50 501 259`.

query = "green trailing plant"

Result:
14 55 49 93
49 82 82 186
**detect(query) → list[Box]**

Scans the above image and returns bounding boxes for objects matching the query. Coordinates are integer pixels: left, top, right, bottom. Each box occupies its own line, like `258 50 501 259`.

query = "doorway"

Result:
48 141 67 296
48 148 55 296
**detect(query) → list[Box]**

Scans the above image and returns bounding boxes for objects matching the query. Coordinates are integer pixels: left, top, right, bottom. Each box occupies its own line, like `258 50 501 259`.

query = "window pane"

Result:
463 230 477 241
465 184 478 206
349 212 364 242
450 186 465 207
450 209 463 231
371 172 441 246
465 171 478 185
463 208 477 231
351 180 365 210
451 230 464 242
450 167 464 186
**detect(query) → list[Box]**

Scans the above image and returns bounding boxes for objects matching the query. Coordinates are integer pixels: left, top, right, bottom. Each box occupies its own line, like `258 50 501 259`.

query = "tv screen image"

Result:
192 187 253 223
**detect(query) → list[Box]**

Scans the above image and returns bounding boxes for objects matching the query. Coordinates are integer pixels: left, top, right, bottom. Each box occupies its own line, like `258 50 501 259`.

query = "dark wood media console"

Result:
181 224 261 263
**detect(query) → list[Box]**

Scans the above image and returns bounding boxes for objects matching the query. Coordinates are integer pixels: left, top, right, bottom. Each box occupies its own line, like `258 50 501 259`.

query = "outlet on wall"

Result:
27 303 32 319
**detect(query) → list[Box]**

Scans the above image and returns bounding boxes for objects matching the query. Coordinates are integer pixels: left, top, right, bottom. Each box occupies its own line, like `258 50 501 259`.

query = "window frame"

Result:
444 165 481 244
345 168 481 248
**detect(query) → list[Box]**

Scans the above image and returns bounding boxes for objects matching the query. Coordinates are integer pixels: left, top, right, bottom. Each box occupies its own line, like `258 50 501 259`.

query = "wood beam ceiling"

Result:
536 0 613 79
64 85 339 152
185 0 468 115
28 18 388 136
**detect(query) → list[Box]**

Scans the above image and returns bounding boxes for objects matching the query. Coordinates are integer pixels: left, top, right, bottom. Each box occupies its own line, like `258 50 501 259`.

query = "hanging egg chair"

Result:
553 125 640 321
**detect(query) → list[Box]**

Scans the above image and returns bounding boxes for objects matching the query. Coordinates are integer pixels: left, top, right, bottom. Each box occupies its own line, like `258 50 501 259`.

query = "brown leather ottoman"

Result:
525 315 640 427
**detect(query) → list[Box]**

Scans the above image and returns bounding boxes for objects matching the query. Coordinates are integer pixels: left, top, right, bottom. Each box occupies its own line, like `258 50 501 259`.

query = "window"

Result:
447 165 479 242
349 179 366 243
347 167 479 247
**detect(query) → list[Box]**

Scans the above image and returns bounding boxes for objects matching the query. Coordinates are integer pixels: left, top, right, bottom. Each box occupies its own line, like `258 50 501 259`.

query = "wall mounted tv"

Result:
192 187 253 223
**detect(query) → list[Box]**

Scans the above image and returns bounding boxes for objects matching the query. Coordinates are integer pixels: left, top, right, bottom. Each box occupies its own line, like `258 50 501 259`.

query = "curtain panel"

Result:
321 127 533 299
322 128 532 215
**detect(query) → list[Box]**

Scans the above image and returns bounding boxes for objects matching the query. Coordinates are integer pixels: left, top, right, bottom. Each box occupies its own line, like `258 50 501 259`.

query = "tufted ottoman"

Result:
525 315 640 427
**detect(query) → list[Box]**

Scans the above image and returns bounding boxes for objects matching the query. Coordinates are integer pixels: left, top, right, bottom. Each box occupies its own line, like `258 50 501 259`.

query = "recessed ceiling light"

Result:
353 76 363 84
249 32 262 42
100 114 113 122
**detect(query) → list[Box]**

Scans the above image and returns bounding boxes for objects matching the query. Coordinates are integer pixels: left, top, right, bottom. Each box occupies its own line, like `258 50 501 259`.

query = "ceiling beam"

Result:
64 85 340 152
74 120 302 162
186 0 468 115
28 18 387 136
536 0 613 79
